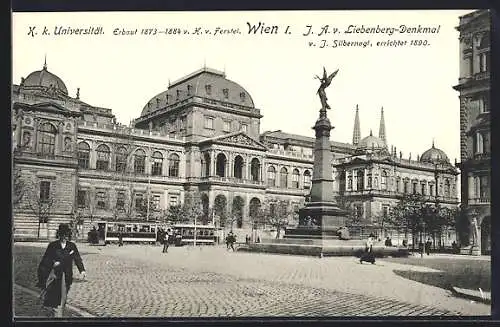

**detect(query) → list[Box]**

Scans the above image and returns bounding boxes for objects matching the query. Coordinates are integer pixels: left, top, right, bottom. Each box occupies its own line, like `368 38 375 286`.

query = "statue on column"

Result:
315 67 339 110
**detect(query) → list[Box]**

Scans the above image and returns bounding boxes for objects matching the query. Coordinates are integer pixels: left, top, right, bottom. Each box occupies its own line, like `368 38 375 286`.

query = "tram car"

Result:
101 221 158 244
172 223 216 246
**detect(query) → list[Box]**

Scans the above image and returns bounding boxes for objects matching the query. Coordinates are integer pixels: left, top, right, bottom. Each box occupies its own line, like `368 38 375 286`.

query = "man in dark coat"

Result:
37 224 86 317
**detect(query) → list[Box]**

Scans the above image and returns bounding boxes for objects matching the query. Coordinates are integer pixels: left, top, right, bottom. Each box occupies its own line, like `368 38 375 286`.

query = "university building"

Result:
12 62 459 243
453 9 491 255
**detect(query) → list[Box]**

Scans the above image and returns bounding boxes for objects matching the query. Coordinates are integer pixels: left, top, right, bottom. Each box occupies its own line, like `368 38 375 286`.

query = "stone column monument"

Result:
286 67 347 242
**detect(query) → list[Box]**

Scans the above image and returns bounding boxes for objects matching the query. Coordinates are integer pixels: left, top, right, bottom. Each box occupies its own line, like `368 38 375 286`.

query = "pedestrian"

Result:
425 237 432 256
163 230 170 253
225 234 231 250
36 223 86 318
418 241 424 258
360 233 375 264
118 230 123 247
230 233 236 251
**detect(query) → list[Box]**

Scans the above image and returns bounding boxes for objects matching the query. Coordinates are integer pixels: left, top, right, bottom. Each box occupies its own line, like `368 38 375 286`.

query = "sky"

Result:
12 10 476 163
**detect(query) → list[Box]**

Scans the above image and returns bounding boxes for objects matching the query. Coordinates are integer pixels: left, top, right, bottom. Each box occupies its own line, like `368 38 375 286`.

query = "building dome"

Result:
23 63 68 95
420 142 449 164
140 67 255 116
356 130 387 151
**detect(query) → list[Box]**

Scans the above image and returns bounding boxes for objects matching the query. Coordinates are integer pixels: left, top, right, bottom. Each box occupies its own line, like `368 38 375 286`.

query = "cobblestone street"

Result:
13 242 490 318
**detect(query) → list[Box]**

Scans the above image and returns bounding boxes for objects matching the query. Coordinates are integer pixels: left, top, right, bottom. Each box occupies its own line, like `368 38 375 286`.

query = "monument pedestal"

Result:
284 108 347 246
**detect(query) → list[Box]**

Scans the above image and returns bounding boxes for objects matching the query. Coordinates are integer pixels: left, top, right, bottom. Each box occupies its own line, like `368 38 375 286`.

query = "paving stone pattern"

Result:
13 244 465 318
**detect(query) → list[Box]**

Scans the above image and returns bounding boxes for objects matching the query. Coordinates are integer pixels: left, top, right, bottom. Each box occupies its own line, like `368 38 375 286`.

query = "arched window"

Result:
115 146 127 172
373 177 378 188
233 155 244 179
96 144 110 171
474 132 484 154
444 179 451 197
474 177 480 198
303 170 311 189
134 149 146 174
168 153 180 177
292 169 300 188
478 35 490 73
267 166 276 186
202 153 210 177
151 151 163 176
395 177 401 193
429 183 435 196
381 171 388 190
216 153 226 177
403 178 410 194
357 170 364 190
280 167 288 188
38 123 57 155
421 181 427 195
250 158 260 182
77 142 90 169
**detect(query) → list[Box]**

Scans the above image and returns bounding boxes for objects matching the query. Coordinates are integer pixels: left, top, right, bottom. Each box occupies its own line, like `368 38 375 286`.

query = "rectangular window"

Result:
421 184 426 196
479 95 490 113
382 205 390 218
292 174 299 189
135 193 145 210
39 181 50 202
152 194 161 210
204 117 214 130
480 175 490 199
241 123 248 133
96 190 107 209
223 121 231 132
412 183 418 194
77 189 87 208
169 195 179 207
429 184 434 196
479 52 489 72
116 191 125 210
180 116 187 131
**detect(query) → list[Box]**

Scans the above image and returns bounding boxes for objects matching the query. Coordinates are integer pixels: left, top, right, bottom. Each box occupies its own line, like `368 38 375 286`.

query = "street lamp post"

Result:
194 213 197 247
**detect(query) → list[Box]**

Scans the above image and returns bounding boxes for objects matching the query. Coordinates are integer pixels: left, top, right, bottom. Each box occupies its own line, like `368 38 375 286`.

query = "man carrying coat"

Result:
37 223 86 317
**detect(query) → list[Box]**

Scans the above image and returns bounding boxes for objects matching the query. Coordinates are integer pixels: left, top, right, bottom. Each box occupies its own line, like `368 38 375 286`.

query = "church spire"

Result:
352 104 361 145
378 106 386 144
43 54 47 70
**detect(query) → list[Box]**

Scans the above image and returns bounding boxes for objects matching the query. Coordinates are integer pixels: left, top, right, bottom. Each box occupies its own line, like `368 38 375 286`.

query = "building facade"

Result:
12 64 459 244
453 9 491 255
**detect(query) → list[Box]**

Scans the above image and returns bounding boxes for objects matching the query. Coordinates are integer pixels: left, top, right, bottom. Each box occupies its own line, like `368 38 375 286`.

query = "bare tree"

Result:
260 199 292 238
164 191 204 225
24 177 57 239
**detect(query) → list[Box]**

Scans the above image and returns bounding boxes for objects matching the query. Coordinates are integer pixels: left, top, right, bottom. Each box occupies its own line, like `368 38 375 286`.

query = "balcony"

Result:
469 197 490 205
77 168 184 184
474 71 489 81
200 176 266 187
14 149 78 166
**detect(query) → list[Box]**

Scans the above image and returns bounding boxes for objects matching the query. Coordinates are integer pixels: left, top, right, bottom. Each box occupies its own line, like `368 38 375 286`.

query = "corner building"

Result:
453 9 491 255
12 64 459 244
